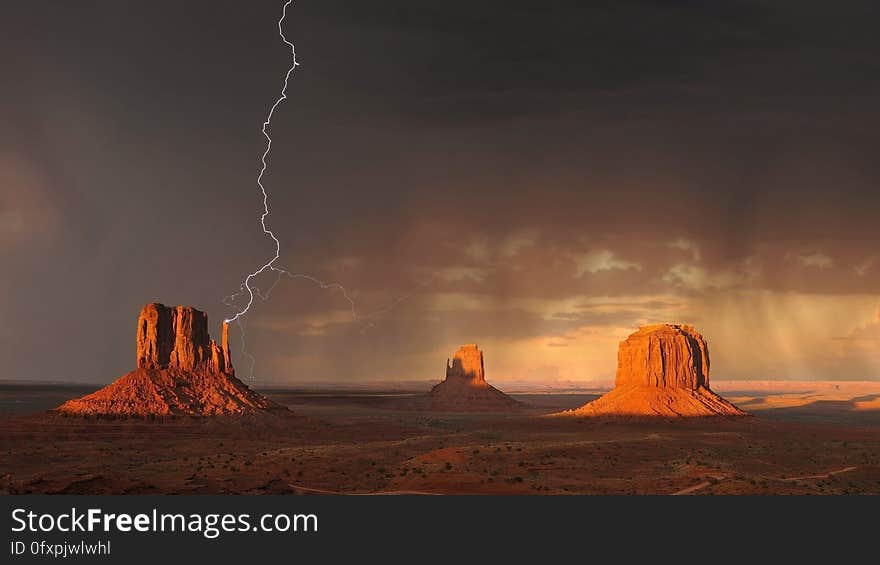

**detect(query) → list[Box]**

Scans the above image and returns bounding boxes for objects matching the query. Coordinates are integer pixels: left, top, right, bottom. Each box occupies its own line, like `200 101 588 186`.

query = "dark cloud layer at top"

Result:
299 1 880 121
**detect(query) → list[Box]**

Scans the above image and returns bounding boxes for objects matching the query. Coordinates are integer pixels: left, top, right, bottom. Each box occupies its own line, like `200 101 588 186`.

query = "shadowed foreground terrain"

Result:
1 384 879 495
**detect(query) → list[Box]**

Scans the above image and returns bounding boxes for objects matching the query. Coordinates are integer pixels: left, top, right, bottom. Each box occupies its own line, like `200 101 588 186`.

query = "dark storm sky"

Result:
3 1 880 384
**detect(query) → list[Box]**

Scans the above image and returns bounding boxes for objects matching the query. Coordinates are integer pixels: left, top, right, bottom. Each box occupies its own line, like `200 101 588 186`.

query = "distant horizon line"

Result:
3 377 880 394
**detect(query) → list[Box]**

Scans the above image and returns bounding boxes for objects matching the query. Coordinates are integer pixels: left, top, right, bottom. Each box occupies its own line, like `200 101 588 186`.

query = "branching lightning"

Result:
223 0 434 380
221 0 359 379
224 0 355 327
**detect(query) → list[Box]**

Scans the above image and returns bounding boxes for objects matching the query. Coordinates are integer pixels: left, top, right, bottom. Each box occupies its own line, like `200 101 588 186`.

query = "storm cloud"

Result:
2 1 879 383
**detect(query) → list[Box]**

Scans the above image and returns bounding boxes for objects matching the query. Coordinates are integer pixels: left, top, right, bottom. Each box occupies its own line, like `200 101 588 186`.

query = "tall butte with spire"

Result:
559 324 746 417
426 344 521 412
58 303 283 416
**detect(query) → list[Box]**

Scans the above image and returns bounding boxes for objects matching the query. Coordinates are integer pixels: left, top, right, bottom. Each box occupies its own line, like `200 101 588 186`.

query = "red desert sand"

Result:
558 324 746 417
57 303 283 416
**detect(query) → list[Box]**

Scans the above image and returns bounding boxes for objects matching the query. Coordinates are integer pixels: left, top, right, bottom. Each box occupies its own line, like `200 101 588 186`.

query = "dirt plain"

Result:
1 383 879 495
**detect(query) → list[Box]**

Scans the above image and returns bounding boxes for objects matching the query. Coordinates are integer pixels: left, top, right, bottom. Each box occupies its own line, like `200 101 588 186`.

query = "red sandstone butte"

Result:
57 303 283 417
561 324 746 417
427 344 521 412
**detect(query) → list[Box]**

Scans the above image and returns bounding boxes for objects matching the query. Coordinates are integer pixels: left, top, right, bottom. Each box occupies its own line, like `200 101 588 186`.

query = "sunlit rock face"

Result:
136 303 232 375
427 344 521 412
58 303 282 417
561 324 747 417
444 344 486 384
615 324 710 389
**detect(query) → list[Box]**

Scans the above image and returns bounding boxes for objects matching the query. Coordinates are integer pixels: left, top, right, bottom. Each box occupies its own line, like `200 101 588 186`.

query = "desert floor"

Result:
1 383 879 494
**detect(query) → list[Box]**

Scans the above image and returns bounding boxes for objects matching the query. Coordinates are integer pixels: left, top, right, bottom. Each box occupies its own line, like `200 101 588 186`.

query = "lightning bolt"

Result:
225 0 344 325
223 0 435 380
220 0 358 379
